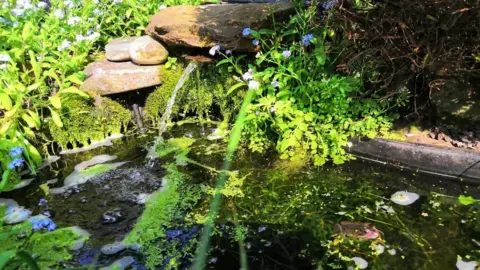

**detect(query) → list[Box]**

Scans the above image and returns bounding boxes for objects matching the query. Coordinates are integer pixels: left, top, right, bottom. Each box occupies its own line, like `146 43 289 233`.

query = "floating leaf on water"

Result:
456 258 478 270
458 195 477 206
350 257 368 269
388 249 397 255
390 191 419 205
74 155 118 172
374 244 385 254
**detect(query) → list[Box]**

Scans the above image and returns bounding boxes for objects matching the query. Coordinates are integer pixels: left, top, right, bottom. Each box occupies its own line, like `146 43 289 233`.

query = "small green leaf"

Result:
60 87 89 98
227 82 246 96
458 195 477 205
0 93 12 110
49 107 63 128
49 94 61 109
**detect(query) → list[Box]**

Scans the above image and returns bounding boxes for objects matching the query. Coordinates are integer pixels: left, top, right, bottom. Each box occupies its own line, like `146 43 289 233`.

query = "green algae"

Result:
48 97 131 150
124 164 202 269
155 137 196 158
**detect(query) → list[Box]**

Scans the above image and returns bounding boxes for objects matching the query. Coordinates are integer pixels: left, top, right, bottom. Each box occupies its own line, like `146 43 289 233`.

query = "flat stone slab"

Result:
105 37 137 62
349 138 480 183
146 3 294 52
80 61 162 95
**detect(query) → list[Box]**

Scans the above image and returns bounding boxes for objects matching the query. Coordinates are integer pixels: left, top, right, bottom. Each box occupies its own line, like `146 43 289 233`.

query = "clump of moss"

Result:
145 65 186 122
144 64 243 124
48 97 131 150
125 164 202 269
0 225 87 269
155 137 196 158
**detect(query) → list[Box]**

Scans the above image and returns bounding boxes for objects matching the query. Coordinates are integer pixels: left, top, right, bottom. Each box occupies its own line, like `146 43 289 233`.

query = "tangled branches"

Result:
331 0 480 114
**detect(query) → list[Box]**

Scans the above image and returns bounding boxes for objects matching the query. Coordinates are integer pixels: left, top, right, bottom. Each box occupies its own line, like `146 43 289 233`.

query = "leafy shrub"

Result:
216 5 407 165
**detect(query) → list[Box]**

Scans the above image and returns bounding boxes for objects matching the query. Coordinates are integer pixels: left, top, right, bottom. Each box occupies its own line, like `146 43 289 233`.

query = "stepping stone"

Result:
146 3 294 52
130 35 169 65
105 37 137 61
80 61 162 95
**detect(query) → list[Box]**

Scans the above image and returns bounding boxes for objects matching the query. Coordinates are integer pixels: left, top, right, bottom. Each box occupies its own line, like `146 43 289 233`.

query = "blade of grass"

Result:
193 89 256 269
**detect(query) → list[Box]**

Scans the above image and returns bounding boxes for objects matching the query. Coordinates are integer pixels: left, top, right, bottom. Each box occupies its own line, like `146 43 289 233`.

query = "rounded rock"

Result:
129 36 168 65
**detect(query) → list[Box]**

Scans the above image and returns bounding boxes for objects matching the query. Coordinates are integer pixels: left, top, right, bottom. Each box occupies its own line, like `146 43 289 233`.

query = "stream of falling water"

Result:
148 62 198 159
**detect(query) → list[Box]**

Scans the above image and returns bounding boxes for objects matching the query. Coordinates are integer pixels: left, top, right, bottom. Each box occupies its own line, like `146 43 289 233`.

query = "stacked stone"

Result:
80 36 168 95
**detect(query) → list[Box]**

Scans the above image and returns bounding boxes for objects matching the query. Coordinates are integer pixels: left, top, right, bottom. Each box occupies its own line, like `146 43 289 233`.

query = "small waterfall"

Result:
147 62 198 160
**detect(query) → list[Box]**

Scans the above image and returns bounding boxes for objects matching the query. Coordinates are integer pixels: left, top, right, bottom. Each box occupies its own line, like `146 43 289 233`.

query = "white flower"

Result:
456 258 478 270
57 39 71 51
336 211 346 215
93 9 102 16
38 1 48 9
350 257 368 269
242 69 253 81
159 4 166 10
248 80 260 90
67 16 82 26
391 191 420 206
347 141 353 148
255 51 262 58
64 0 75 9
53 9 65 19
421 212 428 217
11 8 25 16
271 81 279 88
208 44 220 56
0 64 7 70
374 244 385 254
0 54 11 62
86 31 100 41
75 34 85 43
387 249 396 255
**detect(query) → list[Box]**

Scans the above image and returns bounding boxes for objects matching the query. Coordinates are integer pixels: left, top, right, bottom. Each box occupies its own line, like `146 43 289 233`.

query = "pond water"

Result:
2 123 479 269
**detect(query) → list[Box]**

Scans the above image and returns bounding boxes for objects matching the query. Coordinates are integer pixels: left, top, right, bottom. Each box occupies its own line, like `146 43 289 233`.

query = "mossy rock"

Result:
48 97 132 150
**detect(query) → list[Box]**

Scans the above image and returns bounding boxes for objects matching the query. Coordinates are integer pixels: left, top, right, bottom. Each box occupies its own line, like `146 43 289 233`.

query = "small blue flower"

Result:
38 198 48 206
302 34 314 46
282 50 291 58
271 81 279 88
9 146 24 157
258 226 267 233
252 39 259 46
225 50 232 55
7 158 24 169
322 0 337 10
30 216 57 232
209 44 220 56
242 28 251 37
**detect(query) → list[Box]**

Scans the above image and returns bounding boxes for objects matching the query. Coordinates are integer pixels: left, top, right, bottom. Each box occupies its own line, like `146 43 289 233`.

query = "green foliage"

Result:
155 137 196 158
125 164 202 269
217 7 407 165
0 225 87 269
48 97 131 150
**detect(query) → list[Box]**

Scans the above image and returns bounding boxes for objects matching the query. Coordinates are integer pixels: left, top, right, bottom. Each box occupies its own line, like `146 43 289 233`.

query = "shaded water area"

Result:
2 123 480 269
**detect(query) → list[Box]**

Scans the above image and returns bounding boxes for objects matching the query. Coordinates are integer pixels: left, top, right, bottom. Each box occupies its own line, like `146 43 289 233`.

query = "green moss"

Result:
145 65 186 122
48 97 132 150
0 224 87 269
124 164 202 269
28 227 86 268
144 64 243 124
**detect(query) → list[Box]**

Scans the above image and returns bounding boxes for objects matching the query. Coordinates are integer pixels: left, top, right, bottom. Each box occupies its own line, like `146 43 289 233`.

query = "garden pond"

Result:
1 123 479 270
